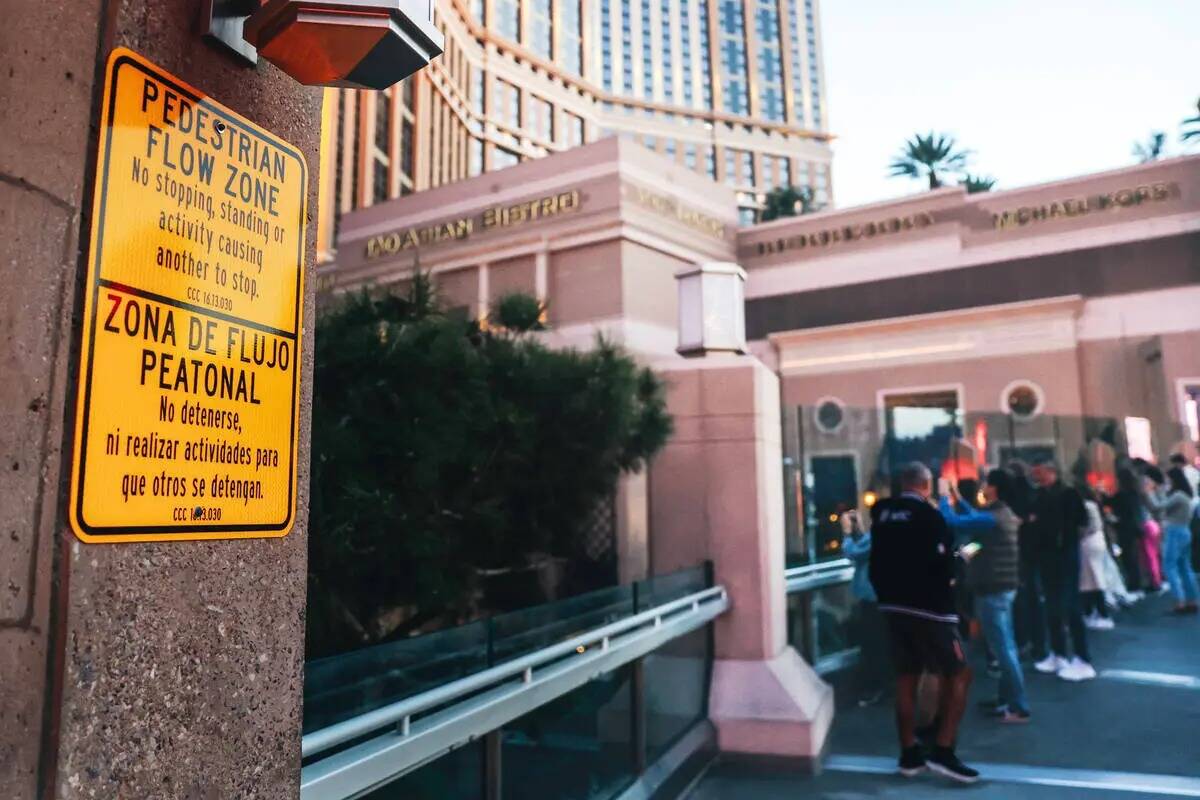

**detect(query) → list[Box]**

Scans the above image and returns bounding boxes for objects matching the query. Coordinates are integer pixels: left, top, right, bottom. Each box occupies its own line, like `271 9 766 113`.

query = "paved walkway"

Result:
690 593 1200 798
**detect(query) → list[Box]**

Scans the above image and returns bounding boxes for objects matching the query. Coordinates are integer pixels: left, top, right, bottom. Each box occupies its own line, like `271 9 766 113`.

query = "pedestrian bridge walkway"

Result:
690 593 1200 799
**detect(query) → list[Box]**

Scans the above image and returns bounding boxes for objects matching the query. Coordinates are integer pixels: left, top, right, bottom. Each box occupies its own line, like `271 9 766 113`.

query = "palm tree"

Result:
1133 132 1166 163
888 132 970 190
760 185 818 222
960 174 996 194
1182 98 1200 144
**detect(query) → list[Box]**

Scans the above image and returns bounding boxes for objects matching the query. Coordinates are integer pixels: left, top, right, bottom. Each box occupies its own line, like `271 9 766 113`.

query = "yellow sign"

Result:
68 48 307 543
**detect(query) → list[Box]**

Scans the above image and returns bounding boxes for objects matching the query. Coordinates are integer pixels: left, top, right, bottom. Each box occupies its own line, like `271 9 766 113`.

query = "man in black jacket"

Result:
1030 459 1094 681
870 462 978 784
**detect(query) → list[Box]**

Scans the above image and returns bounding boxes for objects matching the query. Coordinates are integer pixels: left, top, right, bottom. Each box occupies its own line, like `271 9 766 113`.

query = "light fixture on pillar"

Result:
203 0 444 89
675 262 748 357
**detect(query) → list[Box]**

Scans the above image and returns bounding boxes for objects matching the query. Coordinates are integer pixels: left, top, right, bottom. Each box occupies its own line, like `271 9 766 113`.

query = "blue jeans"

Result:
976 590 1029 714
1164 525 1200 603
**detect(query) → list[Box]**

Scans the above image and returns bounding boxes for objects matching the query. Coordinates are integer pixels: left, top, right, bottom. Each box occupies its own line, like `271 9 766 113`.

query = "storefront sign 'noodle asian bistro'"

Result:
365 190 582 258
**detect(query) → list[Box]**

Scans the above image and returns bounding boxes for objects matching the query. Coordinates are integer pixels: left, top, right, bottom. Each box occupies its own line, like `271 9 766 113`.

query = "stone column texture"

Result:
0 2 321 798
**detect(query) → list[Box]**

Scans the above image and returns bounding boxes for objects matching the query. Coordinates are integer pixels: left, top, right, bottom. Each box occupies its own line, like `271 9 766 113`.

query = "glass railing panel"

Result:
501 665 637 800
634 564 709 612
643 626 709 765
358 739 485 800
489 584 635 666
303 619 489 733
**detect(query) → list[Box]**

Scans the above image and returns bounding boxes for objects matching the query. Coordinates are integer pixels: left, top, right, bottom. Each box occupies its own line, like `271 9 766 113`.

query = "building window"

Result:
754 0 785 121
495 79 522 129
738 207 756 226
717 0 748 115
781 158 792 187
560 0 583 75
529 95 554 142
813 397 846 434
741 150 754 185
495 0 520 41
602 0 614 90
532 0 552 58
621 0 634 94
1001 381 1045 420
643 133 658 150
333 91 346 214
469 137 484 175
705 146 716 178
564 112 586 147
471 68 485 118
787 0 806 126
805 0 821 128
882 389 963 457
660 0 674 102
680 0 693 106
664 138 677 160
641 0 654 100
472 0 484 23
350 99 361 209
698 0 713 109
493 146 520 169
400 118 414 181
684 141 698 169
724 147 737 186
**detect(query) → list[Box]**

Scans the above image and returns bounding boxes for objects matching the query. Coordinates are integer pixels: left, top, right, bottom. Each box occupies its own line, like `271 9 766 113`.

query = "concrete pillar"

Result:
0 4 320 797
649 355 833 768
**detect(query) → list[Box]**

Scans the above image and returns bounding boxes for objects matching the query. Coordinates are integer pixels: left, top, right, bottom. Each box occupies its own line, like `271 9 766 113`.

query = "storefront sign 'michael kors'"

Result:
365 190 581 259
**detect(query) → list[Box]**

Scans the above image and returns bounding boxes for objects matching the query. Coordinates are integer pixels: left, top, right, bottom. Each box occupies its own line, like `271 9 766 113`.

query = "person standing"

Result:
939 468 1030 723
1161 467 1200 615
870 463 979 784
1141 466 1167 592
1030 459 1095 681
1109 466 1147 594
1007 461 1046 660
1079 485 1116 630
842 510 888 705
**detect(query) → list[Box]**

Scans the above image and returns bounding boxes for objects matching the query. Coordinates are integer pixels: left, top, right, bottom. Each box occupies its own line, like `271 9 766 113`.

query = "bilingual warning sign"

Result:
68 48 307 543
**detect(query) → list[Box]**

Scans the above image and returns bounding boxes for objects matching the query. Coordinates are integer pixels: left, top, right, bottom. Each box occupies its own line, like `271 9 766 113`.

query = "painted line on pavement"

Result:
1100 669 1200 690
826 755 1200 797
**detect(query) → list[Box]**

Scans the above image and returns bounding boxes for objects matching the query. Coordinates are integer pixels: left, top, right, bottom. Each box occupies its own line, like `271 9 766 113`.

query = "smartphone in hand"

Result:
959 542 982 561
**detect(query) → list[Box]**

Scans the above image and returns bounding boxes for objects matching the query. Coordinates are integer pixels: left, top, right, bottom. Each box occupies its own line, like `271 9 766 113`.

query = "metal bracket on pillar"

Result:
200 0 260 65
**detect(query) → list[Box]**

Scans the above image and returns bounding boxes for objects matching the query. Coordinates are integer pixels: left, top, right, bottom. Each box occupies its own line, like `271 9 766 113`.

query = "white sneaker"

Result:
1034 654 1067 674
1128 591 1145 602
1093 616 1115 630
1083 613 1104 630
1057 657 1097 682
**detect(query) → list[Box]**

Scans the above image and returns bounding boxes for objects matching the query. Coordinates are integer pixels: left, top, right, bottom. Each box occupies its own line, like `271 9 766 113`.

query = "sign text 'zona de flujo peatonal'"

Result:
68 48 307 543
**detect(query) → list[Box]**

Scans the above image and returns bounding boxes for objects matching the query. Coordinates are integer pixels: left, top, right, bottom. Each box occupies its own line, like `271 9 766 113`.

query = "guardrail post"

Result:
631 658 647 774
485 730 503 800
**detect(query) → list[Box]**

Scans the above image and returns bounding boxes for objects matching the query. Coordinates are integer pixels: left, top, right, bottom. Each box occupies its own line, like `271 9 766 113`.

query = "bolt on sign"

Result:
68 48 307 543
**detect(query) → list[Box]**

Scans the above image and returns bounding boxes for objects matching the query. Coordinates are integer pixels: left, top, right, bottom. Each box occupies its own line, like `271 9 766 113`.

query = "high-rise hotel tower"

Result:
317 0 832 259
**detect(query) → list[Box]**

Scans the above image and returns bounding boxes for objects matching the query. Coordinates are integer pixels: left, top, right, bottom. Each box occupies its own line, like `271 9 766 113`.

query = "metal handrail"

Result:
302 584 728 760
784 557 854 594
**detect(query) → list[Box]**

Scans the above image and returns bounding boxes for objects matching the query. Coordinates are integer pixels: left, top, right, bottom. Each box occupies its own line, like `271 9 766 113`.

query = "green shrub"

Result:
307 276 672 657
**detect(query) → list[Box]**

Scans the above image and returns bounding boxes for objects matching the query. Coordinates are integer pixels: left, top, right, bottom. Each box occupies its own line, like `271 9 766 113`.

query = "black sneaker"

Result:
926 746 980 784
898 745 926 777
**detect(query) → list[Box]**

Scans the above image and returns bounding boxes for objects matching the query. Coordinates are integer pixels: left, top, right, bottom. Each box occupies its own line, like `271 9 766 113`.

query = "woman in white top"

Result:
1079 487 1115 629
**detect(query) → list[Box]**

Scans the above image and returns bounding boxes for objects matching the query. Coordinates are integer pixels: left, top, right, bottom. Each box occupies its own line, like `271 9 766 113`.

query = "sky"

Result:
819 0 1200 208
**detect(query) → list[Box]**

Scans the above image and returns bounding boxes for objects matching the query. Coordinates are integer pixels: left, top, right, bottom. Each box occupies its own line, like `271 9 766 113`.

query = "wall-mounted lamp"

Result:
675 262 748 357
202 0 443 89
